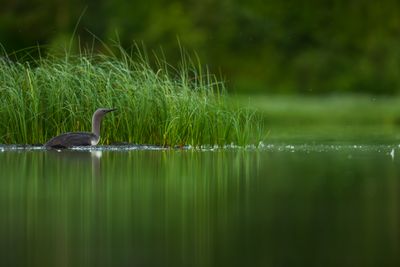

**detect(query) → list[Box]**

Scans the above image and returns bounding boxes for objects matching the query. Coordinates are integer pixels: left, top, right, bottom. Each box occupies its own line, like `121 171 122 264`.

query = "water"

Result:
0 145 399 267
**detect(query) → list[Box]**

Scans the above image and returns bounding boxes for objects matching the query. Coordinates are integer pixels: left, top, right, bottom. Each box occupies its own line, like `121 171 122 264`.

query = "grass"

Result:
234 94 400 144
0 47 263 146
235 94 400 125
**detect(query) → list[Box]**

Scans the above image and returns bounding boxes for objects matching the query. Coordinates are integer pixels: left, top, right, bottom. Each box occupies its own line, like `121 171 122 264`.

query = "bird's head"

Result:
95 108 117 116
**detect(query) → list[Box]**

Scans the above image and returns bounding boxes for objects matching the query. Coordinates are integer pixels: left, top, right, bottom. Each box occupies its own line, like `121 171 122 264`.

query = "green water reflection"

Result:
0 147 399 266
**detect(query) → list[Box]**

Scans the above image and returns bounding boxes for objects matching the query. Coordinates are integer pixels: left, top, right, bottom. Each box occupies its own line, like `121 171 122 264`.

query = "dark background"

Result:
1 0 400 94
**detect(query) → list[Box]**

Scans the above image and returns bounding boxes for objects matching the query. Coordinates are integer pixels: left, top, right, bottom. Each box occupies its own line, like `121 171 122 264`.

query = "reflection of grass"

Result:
234 95 400 143
0 49 262 145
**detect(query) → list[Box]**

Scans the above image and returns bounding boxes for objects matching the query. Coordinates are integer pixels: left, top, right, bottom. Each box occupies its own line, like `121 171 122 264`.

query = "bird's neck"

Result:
91 135 100 146
92 114 102 138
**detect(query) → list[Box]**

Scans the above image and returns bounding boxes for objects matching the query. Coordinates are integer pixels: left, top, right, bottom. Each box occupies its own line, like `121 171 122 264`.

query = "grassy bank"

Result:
235 95 400 144
0 49 263 146
235 95 400 125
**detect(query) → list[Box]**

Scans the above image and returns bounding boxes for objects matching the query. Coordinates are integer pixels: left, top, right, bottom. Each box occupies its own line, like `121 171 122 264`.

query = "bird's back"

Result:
44 132 96 149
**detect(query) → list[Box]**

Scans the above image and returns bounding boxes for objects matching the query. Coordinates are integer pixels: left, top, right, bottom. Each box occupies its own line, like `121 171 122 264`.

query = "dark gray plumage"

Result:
44 108 116 149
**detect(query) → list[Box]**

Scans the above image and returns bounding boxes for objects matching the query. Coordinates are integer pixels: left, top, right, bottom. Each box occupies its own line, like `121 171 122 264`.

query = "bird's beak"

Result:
107 108 117 113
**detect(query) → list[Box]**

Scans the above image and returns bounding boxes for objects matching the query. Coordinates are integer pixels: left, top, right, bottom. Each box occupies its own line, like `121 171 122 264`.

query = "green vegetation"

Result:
236 95 400 125
2 1 400 94
0 48 263 146
235 95 400 144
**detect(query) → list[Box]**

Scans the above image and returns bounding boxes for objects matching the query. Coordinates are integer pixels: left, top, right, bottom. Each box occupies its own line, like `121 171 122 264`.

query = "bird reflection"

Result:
45 149 102 181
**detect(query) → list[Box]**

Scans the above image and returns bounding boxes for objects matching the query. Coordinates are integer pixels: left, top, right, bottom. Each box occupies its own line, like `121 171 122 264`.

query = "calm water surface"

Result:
0 145 399 267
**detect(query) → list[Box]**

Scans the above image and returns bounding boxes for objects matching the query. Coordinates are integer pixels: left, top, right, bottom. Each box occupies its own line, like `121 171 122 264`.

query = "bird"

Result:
44 108 117 149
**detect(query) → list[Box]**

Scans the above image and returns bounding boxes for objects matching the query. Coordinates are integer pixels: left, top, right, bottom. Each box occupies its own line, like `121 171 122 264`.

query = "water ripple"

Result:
0 143 399 154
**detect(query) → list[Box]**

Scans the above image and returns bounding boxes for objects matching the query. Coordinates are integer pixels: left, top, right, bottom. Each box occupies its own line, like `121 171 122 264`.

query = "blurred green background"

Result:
2 0 400 95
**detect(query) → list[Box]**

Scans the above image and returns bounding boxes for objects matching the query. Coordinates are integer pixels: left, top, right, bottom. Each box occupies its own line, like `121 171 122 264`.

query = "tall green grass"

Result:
0 47 263 146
